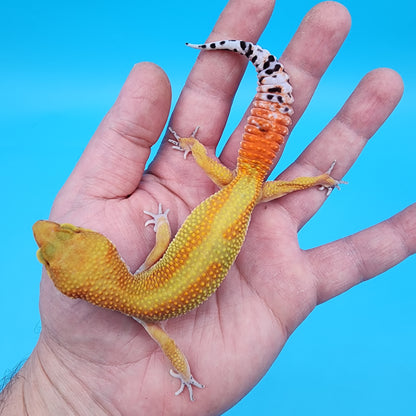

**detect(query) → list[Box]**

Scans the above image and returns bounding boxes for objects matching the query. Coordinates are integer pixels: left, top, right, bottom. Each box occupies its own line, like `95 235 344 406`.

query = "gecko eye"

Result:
36 249 49 267
56 229 76 241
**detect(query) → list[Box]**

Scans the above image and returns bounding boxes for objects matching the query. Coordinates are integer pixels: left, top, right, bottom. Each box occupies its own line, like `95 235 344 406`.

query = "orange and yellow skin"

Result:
33 40 341 401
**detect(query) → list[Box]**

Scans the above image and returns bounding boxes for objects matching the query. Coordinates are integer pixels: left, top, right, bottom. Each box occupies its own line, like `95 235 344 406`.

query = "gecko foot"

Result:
318 161 347 196
169 369 204 401
168 126 200 159
143 203 170 231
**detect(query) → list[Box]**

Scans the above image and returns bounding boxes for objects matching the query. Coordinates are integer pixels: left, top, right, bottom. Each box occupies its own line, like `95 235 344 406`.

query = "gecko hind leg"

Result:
258 161 345 203
133 318 204 401
168 126 235 188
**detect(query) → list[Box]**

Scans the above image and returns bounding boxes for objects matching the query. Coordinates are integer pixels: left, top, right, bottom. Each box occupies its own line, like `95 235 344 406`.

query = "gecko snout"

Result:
33 220 80 267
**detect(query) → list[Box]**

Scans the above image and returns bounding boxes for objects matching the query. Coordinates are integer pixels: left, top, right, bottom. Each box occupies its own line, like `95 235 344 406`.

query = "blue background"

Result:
1 0 414 414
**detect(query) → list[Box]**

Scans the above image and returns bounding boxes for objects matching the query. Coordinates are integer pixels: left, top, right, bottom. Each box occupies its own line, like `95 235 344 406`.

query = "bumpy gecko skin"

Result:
33 40 342 400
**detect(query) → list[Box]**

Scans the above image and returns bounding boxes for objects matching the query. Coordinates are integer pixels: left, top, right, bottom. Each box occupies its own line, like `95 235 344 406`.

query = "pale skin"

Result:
1 0 415 415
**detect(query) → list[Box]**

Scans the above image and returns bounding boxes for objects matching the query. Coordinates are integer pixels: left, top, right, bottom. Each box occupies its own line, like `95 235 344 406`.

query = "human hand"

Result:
6 1 415 415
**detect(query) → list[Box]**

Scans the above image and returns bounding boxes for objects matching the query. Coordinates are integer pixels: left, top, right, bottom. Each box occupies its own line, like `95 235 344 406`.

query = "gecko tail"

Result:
186 39 294 178
186 40 293 114
186 40 270 73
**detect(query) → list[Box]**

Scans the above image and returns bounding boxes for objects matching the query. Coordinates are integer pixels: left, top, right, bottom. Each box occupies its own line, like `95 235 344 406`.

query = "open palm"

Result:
31 1 415 415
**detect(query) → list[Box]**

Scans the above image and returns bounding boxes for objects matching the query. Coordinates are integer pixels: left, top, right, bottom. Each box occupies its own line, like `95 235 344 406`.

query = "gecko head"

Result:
33 220 90 266
32 220 113 298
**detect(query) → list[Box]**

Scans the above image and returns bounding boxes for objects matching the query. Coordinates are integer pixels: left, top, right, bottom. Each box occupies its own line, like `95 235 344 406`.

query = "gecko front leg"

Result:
137 203 171 273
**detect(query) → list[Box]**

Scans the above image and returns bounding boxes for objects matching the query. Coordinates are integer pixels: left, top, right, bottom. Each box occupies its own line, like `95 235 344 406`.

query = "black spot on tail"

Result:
245 43 253 58
268 86 282 93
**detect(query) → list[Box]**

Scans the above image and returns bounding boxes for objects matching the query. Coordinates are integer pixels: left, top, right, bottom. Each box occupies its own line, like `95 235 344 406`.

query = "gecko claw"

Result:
190 126 200 137
169 369 204 401
318 161 347 196
325 160 337 175
143 203 170 231
167 126 180 146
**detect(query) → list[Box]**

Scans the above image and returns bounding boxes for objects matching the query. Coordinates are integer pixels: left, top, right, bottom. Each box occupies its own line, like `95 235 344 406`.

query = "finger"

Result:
220 1 351 166
277 67 404 227
281 1 351 124
156 0 275 165
59 62 171 201
308 203 416 304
